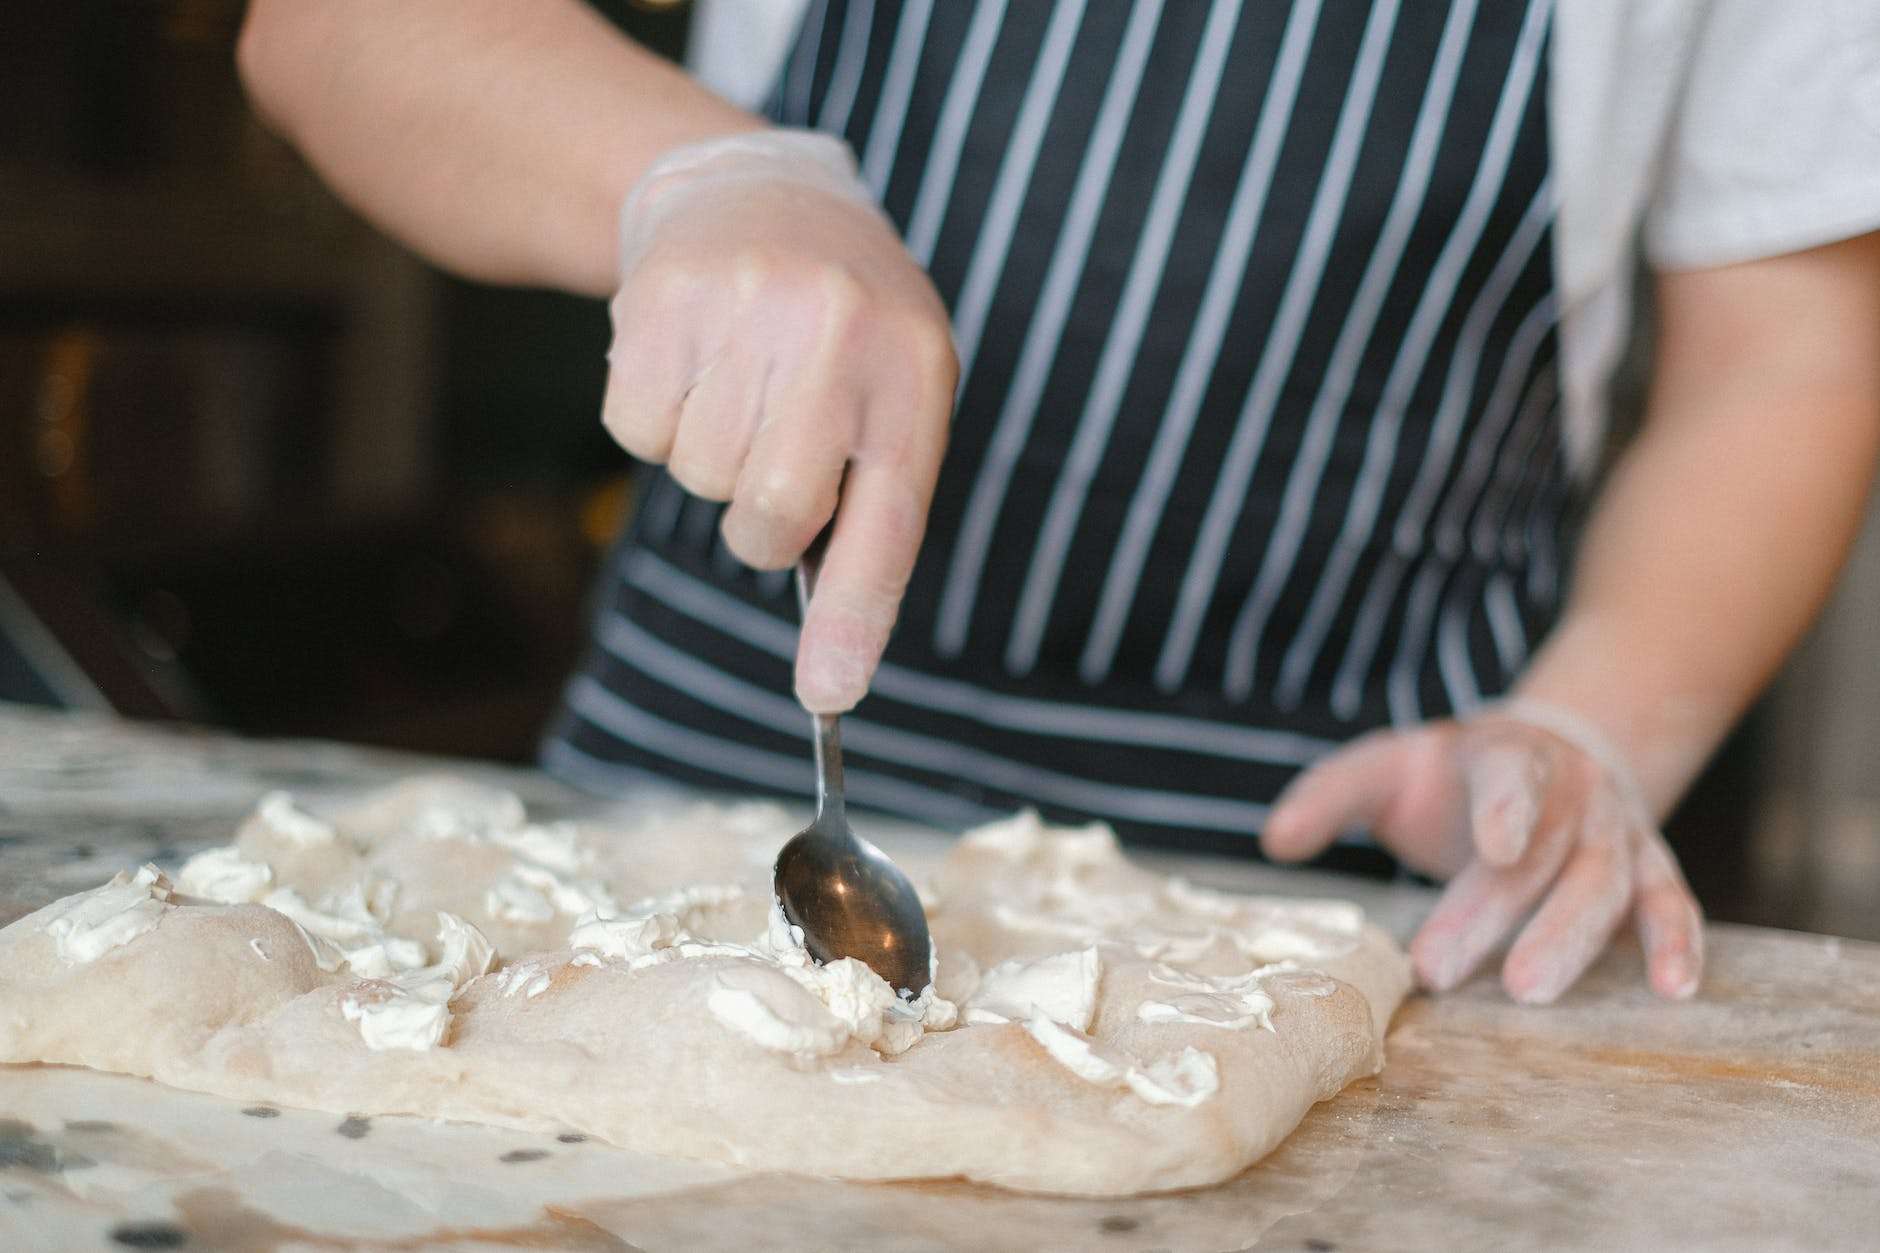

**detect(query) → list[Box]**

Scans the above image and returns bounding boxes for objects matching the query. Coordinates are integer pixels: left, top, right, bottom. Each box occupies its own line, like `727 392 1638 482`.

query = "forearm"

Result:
1516 236 1880 817
238 0 763 295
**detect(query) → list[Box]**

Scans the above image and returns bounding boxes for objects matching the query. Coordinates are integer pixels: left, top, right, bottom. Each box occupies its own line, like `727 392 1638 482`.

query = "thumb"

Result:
1262 731 1420 863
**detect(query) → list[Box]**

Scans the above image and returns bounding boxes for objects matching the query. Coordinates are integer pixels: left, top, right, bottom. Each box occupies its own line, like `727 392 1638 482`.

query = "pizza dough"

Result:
0 778 1411 1196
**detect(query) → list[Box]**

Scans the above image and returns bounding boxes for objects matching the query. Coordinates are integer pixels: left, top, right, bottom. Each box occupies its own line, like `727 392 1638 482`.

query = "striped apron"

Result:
545 0 1569 869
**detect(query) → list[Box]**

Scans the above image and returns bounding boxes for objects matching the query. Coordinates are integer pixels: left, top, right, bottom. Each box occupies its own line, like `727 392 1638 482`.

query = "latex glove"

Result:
1261 700 1704 1004
603 129 958 712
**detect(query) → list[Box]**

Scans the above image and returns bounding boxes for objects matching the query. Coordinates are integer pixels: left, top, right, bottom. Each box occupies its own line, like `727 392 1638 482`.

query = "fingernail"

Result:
1498 955 1550 1004
1415 943 1464 993
1661 956 1699 1000
1509 980 1560 1007
795 648 868 714
1429 959 1468 993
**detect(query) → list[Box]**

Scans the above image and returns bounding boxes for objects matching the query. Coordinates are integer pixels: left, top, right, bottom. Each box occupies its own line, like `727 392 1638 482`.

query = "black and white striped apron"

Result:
545 0 1570 869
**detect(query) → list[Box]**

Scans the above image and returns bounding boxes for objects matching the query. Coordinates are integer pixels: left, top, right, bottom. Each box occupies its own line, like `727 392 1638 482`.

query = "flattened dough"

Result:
0 779 1411 1196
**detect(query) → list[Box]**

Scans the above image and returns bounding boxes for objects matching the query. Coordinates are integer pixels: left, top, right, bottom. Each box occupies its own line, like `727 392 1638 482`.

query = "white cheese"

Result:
339 913 494 1052
176 847 273 904
961 947 1101 1029
38 865 173 964
255 792 338 847
1023 1012 1221 1108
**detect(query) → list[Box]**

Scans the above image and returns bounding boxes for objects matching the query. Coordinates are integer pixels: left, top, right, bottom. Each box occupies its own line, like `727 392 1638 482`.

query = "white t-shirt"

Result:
689 0 1880 476
1550 0 1880 473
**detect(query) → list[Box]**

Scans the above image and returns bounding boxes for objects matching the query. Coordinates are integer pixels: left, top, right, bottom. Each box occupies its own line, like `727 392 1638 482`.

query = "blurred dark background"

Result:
0 0 692 759
1 0 1874 938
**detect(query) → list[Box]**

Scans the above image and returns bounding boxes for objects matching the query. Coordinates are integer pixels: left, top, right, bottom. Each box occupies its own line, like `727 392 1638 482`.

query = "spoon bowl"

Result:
774 799 934 996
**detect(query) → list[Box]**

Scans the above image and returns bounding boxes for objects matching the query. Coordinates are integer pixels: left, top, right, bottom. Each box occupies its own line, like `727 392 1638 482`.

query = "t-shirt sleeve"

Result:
1645 0 1880 271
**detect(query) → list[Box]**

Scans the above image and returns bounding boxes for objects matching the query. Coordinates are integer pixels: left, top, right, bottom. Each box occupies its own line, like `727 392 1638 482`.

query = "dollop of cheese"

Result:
706 965 850 1058
1136 963 1282 1032
488 821 589 875
484 861 616 924
568 905 685 962
1124 1047 1220 1108
263 885 426 975
961 947 1101 1029
176 847 274 904
566 893 956 1061
963 812 1363 970
340 913 494 1051
404 786 528 842
38 865 173 964
1023 1013 1220 1108
1160 877 1364 963
255 791 338 847
493 959 555 999
759 903 955 1054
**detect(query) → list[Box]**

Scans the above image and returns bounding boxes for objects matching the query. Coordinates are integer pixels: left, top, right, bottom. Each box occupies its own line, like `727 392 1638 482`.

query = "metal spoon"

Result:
772 539 934 998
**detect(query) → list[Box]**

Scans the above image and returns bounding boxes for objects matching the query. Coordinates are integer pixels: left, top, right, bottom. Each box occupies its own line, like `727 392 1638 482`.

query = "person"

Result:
235 0 1880 1004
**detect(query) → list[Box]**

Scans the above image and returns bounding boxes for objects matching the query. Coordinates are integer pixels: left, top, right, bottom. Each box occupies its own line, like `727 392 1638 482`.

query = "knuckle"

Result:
765 260 870 343
601 398 674 464
725 482 831 570
667 447 736 502
727 247 779 302
723 518 800 570
611 423 673 464
753 470 831 531
745 463 806 512
720 525 785 570
1394 726 1450 778
808 263 868 328
902 316 960 398
626 247 700 310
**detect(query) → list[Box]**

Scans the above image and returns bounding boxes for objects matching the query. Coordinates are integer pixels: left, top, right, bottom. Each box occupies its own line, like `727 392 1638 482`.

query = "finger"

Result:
793 445 941 714
601 278 696 464
792 360 949 712
1267 725 1472 876
666 351 764 502
1499 789 1635 1004
1633 834 1704 1000
1261 732 1420 863
1458 733 1549 868
720 366 858 570
1409 786 1580 992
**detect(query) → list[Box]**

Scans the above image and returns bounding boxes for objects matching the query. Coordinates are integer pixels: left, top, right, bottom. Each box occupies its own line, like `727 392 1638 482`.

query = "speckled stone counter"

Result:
2 705 1876 1252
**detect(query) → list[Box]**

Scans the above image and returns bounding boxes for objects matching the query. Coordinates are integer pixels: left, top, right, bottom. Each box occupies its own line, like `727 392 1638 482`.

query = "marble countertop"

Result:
1 705 1875 1252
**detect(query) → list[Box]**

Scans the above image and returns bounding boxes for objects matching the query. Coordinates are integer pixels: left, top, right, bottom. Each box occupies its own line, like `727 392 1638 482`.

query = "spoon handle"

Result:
792 528 825 623
809 711 846 825
795 532 846 827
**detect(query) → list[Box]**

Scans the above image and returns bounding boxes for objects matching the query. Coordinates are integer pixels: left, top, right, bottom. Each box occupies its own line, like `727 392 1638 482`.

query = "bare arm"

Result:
237 0 762 295
241 0 959 712
1517 231 1880 816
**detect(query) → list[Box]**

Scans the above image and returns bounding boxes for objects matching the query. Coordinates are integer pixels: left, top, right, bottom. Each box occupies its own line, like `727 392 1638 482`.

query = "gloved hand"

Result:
1261 699 1705 1004
602 129 958 713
